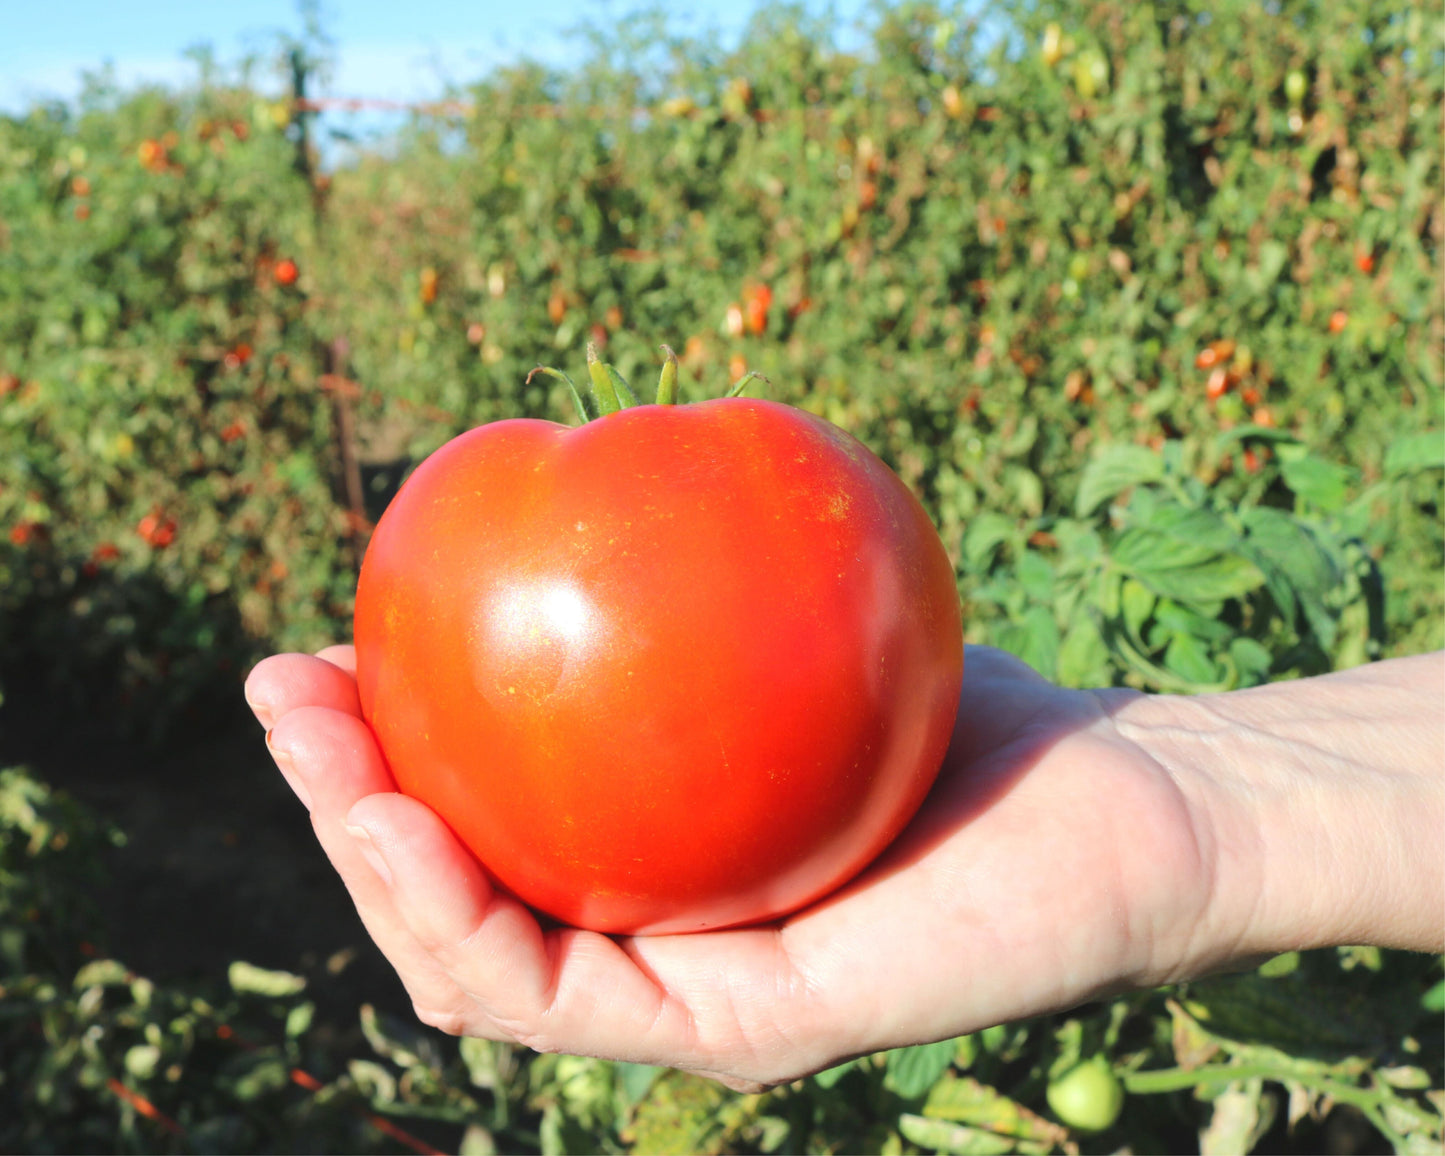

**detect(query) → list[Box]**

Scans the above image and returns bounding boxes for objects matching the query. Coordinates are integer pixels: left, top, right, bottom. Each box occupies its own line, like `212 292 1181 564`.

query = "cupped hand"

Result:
244 644 1227 1091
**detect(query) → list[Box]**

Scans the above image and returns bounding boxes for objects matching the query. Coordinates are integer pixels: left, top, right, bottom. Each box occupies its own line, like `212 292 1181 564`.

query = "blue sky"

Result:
1 0 873 116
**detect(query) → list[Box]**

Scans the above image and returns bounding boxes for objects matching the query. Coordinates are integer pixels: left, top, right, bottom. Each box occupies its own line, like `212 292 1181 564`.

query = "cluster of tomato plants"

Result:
0 0 1441 1151
0 77 353 721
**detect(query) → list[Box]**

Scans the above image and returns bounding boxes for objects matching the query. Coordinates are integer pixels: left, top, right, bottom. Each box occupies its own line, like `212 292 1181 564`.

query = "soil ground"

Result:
0 672 413 1023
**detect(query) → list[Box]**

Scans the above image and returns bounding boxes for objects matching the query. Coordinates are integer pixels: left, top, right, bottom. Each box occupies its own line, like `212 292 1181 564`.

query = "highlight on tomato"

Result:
353 343 964 935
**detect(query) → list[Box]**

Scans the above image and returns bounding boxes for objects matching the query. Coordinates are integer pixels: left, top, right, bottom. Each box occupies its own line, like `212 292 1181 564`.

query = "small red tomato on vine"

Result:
744 284 773 335
273 258 299 287
1329 309 1348 334
1205 367 1230 400
137 139 165 170
137 512 177 549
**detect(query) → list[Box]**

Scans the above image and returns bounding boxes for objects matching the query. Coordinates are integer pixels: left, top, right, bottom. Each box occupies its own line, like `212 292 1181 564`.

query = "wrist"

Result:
1110 653 1445 979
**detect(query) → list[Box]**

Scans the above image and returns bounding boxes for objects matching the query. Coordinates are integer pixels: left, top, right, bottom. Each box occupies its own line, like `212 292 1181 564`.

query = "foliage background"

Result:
1 0 1441 1151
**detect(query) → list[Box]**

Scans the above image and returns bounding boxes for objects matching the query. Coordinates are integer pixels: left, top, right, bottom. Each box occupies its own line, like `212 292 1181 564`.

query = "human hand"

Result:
244 644 1443 1091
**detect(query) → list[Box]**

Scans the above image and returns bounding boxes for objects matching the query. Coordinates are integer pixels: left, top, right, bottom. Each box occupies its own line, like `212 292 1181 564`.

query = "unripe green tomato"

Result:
1047 1056 1124 1132
1068 253 1090 281
1285 69 1308 106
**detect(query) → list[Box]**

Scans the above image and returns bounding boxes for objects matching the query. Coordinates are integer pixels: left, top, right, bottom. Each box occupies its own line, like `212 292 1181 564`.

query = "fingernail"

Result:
266 729 313 810
345 824 392 885
245 686 275 730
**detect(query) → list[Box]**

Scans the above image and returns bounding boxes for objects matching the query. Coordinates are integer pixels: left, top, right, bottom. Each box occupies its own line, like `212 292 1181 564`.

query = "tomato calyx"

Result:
528 342 771 424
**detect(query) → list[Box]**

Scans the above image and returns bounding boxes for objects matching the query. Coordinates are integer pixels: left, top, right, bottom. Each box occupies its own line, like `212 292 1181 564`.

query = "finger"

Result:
245 652 361 730
267 707 473 1016
345 793 702 1063
315 644 357 675
268 703 395 851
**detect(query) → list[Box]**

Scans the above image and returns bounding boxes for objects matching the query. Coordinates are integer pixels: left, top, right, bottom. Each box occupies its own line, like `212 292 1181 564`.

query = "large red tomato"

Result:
354 386 962 935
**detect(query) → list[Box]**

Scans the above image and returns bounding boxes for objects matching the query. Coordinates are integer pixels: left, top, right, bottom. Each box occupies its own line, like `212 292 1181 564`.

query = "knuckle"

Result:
411 1001 468 1037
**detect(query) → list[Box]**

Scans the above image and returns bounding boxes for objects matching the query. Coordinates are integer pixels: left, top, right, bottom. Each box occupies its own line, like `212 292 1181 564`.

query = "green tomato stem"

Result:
1123 1062 1383 1115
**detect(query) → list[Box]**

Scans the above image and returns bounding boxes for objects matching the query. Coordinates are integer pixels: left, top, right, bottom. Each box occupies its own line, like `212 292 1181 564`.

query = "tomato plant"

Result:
354 349 963 934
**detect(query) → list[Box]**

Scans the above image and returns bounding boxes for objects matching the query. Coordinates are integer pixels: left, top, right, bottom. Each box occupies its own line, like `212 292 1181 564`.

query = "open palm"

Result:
247 643 1223 1091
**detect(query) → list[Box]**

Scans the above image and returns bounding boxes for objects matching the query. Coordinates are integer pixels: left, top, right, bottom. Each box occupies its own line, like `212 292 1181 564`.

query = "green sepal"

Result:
727 370 771 398
527 365 593 423
586 343 629 413
657 345 679 405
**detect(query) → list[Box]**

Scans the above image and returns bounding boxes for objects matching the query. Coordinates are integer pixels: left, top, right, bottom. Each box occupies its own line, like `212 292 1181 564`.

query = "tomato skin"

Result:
354 399 963 935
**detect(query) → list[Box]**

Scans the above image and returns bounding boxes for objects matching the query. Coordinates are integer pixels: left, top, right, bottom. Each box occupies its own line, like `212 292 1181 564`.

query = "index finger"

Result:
245 651 362 730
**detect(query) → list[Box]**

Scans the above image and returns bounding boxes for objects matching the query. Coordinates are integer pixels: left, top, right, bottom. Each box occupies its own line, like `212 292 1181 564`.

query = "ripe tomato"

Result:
274 258 299 287
354 389 963 935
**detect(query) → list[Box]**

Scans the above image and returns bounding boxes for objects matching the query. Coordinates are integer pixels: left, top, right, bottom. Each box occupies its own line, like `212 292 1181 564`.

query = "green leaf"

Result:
1280 456 1357 512
1164 631 1220 686
73 959 131 989
1257 951 1300 978
617 1062 663 1106
924 1075 1065 1146
1421 979 1445 1013
124 1044 161 1080
1154 598 1232 644
1056 618 1109 688
1384 431 1444 475
231 1053 291 1101
962 513 1016 572
1015 549 1054 603
898 1114 1035 1155
1228 637 1273 685
812 1058 861 1089
1239 507 1342 647
1126 503 1240 553
1113 532 1264 606
995 604 1060 680
1122 577 1155 639
885 1039 957 1099
285 1000 316 1038
1075 444 1165 516
228 960 306 998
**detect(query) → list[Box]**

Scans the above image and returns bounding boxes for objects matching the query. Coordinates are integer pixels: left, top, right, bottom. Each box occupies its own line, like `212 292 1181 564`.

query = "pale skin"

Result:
245 645 1444 1093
